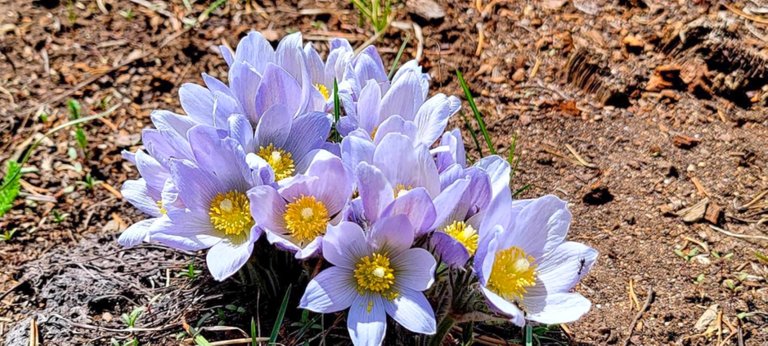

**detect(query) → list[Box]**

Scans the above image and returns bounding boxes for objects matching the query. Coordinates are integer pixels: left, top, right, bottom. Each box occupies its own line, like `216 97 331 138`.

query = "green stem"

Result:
430 315 456 346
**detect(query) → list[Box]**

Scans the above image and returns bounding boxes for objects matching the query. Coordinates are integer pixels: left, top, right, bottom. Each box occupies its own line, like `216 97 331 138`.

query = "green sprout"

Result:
67 99 89 155
52 209 68 223
79 173 101 191
119 8 135 20
121 306 145 329
0 228 18 242
350 0 393 33
177 262 202 280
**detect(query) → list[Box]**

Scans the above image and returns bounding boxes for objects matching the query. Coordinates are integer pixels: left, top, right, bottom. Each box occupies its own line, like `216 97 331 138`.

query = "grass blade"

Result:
269 284 292 344
332 79 342 142
0 161 21 217
251 317 258 346
456 69 495 155
388 35 410 80
460 111 483 159
513 184 531 197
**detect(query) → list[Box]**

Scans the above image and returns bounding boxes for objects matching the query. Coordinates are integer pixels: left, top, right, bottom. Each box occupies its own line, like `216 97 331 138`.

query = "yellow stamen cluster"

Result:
283 196 329 244
487 246 537 301
257 144 295 181
354 252 399 300
209 191 253 237
156 200 167 215
314 83 330 101
393 183 413 198
443 221 479 255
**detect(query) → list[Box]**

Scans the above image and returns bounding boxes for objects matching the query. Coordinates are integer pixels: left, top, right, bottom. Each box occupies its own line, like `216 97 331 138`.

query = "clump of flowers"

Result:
120 31 597 345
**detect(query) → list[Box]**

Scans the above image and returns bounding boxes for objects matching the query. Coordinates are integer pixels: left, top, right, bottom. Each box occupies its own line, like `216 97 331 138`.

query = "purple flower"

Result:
474 194 597 326
428 166 491 267
226 108 332 181
299 215 437 346
182 32 353 128
248 151 353 259
435 129 466 172
148 125 271 281
343 133 440 234
337 69 460 147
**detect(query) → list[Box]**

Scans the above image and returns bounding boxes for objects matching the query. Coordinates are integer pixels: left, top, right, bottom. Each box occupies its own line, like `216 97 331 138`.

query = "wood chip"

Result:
705 203 722 225
676 198 708 223
672 134 700 149
406 0 445 20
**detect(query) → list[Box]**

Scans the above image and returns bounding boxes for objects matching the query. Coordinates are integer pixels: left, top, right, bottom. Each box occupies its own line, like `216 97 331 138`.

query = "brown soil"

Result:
2 0 768 345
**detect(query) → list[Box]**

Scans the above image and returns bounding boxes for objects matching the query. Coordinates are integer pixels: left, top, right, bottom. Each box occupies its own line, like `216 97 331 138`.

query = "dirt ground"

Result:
2 0 768 345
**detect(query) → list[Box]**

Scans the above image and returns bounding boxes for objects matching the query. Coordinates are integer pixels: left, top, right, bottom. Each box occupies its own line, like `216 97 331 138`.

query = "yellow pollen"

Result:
208 191 253 237
283 196 329 244
393 183 413 198
354 253 399 300
487 246 537 302
443 221 479 255
257 144 295 180
156 200 167 215
314 83 330 101
370 126 379 140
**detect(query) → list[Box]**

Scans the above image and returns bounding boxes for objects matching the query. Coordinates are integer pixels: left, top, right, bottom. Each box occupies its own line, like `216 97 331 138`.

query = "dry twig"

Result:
623 287 654 346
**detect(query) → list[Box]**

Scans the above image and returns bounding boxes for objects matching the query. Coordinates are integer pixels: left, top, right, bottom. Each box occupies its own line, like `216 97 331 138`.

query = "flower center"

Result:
393 183 412 198
208 191 253 237
257 144 295 180
283 195 329 244
314 83 330 101
156 200 167 215
354 252 399 300
443 221 478 255
487 246 537 301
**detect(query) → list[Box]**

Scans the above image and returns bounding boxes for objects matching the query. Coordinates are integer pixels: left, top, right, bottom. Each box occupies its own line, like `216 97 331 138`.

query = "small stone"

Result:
512 68 526 82
704 203 722 225
406 0 445 21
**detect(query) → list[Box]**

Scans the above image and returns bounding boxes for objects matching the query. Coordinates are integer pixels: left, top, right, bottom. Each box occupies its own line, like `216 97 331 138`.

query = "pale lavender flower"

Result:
148 125 272 281
248 151 353 259
342 133 440 235
299 215 437 346
474 194 597 326
226 108 332 181
337 69 460 147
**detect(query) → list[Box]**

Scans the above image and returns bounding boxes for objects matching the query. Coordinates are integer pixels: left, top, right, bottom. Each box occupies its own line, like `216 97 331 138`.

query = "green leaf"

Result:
388 36 410 80
269 284 292 344
0 161 21 217
332 79 342 142
251 317 258 346
456 70 496 155
460 111 483 160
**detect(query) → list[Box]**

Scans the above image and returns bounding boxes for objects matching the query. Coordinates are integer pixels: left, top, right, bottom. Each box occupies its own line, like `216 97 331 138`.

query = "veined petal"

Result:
380 70 424 121
381 187 436 237
413 94 460 146
118 218 155 248
229 61 263 123
508 195 571 259
254 104 293 149
391 248 436 291
480 286 526 326
254 64 302 119
355 162 394 224
299 266 357 313
523 292 591 325
233 31 275 73
150 213 221 251
206 234 256 281
247 185 287 234
347 294 386 346
384 289 436 335
322 221 370 269
528 241 598 295
370 215 414 254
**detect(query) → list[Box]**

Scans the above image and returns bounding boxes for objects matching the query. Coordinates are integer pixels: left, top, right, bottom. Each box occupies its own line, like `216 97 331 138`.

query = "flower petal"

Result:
149 213 221 251
355 162 393 224
480 286 526 326
370 214 414 254
347 294 387 346
254 104 293 149
528 241 598 295
323 221 370 269
229 61 263 122
381 187 436 237
254 64 302 119
384 289 436 335
523 292 591 325
233 31 275 73
508 195 571 259
413 94 460 146
247 185 287 234
380 70 425 121
118 218 155 247
299 266 357 313
391 248 436 291
282 112 332 167
206 234 256 281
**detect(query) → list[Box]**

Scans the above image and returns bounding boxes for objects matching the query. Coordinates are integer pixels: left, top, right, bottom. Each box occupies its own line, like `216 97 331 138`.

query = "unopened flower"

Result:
299 215 437 346
248 151 352 259
474 194 598 325
149 126 271 281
